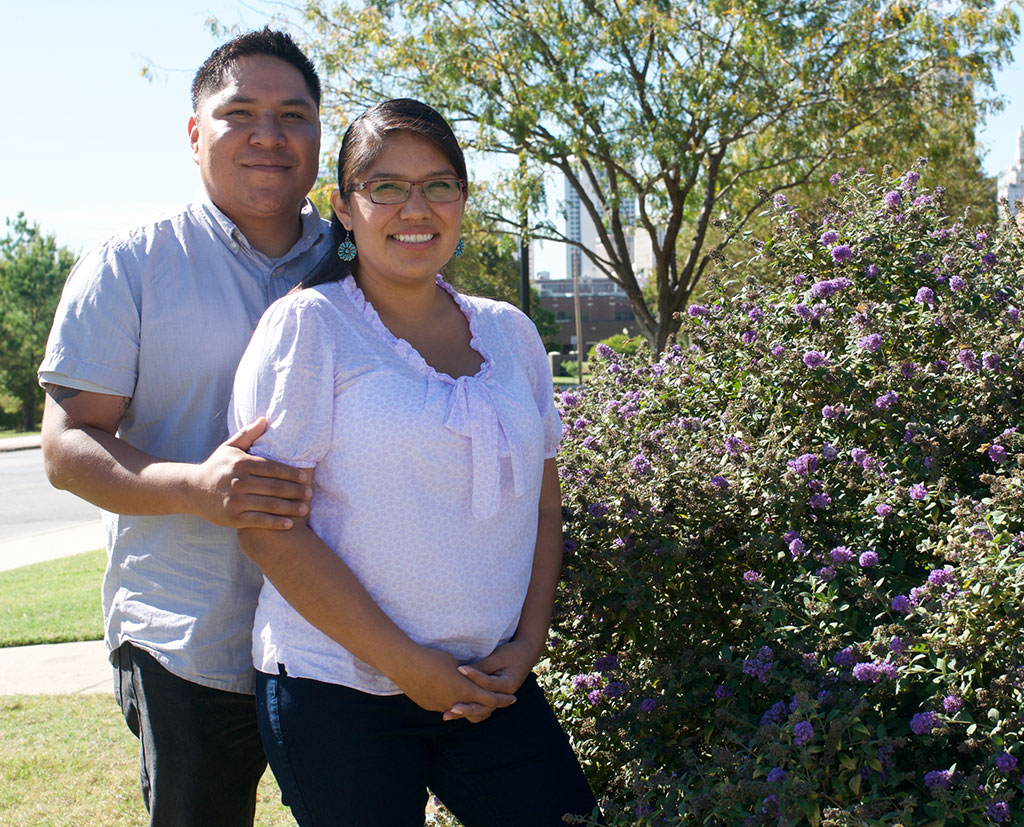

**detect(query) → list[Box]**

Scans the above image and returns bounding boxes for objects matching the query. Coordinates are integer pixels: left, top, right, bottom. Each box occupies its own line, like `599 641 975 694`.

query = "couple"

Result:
40 28 598 827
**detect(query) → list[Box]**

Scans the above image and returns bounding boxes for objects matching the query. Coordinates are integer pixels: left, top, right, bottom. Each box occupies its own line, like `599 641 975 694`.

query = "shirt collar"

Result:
192 191 327 263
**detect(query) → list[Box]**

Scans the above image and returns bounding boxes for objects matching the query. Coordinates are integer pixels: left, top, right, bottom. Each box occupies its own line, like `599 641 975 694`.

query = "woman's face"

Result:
331 130 466 290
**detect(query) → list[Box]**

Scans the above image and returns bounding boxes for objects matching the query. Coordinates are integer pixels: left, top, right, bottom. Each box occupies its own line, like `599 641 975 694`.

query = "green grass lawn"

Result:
0 694 294 827
0 550 106 647
0 430 38 439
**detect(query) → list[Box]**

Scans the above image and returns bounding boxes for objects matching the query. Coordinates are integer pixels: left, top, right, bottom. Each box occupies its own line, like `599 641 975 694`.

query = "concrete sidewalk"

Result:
1 432 111 694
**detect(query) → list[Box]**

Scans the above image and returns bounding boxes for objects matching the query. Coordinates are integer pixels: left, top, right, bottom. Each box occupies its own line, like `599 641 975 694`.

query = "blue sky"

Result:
2 1 1021 274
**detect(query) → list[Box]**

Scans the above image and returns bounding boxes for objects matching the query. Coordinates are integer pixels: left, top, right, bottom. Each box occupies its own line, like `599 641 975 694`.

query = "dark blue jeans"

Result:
114 642 267 827
257 668 601 826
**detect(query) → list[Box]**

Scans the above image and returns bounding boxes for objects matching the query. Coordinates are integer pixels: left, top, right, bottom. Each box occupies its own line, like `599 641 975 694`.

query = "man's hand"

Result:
443 638 539 723
187 418 311 530
392 646 517 724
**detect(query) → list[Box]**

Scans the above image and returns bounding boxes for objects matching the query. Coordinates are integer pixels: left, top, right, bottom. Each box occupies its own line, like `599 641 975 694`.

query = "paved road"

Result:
0 447 101 542
0 445 105 571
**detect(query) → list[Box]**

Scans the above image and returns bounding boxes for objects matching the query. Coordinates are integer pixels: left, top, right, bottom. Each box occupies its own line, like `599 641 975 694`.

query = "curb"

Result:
0 435 42 453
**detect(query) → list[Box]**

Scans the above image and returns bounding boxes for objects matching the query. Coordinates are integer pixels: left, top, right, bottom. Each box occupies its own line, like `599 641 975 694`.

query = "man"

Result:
38 29 328 826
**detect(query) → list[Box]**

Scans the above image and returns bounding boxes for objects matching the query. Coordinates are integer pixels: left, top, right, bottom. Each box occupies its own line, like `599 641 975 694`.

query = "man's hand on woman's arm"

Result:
41 386 310 529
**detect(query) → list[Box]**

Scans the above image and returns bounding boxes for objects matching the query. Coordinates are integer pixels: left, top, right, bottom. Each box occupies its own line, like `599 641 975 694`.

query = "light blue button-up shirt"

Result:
39 194 332 692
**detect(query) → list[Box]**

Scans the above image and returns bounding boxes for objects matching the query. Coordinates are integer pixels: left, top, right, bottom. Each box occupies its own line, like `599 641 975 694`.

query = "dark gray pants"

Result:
114 642 267 827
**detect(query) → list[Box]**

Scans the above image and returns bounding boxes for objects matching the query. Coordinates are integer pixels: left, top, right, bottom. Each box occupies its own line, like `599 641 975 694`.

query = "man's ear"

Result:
188 114 200 165
330 188 353 231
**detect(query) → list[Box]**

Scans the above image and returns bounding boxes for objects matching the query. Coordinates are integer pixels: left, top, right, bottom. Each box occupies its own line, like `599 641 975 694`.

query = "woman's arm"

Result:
238 469 516 719
450 457 563 713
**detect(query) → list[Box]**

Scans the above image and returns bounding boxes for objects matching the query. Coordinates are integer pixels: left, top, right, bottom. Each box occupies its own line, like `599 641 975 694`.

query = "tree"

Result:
0 214 76 430
298 0 1019 352
444 202 560 350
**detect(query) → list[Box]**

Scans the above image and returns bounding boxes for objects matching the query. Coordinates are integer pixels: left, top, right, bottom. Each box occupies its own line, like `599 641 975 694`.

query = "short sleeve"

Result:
507 308 561 458
229 294 338 468
38 242 142 397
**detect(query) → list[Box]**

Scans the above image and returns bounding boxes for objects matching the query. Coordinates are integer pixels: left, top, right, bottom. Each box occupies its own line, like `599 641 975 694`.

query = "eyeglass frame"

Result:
350 177 468 205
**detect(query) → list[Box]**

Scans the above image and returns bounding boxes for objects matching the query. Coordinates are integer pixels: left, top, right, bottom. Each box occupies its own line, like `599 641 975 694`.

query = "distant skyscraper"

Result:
997 126 1024 216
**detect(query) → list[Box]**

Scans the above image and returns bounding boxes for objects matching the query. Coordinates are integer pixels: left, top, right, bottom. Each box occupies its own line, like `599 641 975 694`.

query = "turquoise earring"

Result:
453 238 465 258
337 230 357 262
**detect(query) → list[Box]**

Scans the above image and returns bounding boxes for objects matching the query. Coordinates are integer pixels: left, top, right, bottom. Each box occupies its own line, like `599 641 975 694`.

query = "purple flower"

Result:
1007 306 1020 322
875 391 899 409
830 546 854 565
794 303 813 319
809 493 832 510
640 698 657 713
928 568 956 587
803 350 827 368
816 566 836 581
714 683 733 700
820 230 838 246
741 329 757 345
594 655 619 674
982 252 997 267
902 171 920 187
949 274 966 292
771 344 786 359
909 483 927 501
711 475 730 488
865 264 880 279
851 448 868 466
831 244 853 264
789 538 808 559
582 435 600 450
901 361 918 379
724 435 748 456
630 453 652 476
957 349 979 371
787 453 818 477
987 801 1010 823
687 304 709 318
858 333 883 352
748 306 764 323
942 695 963 714
830 172 842 185
587 688 604 705
760 700 787 728
989 444 1007 464
603 681 627 699
983 351 1000 371
996 752 1018 773
910 710 936 735
773 193 788 207
890 636 906 653
594 342 615 359
822 404 841 419
924 769 952 790
833 647 856 667
859 551 879 568
876 503 893 517
915 286 935 307
822 443 838 461
767 767 787 784
883 190 902 208
743 570 762 584
588 502 609 518
891 595 912 613
793 721 814 745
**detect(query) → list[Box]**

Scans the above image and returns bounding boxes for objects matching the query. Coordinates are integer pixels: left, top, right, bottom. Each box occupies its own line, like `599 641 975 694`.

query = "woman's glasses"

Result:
352 178 466 205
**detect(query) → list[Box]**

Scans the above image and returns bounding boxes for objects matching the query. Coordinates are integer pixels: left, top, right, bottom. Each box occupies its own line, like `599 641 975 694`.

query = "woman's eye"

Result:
425 180 457 195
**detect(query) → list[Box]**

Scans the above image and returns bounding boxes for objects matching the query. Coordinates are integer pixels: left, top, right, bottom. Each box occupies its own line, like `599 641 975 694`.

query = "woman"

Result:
230 99 599 826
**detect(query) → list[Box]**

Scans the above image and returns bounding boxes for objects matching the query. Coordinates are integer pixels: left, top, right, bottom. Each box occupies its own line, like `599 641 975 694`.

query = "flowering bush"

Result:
545 165 1024 825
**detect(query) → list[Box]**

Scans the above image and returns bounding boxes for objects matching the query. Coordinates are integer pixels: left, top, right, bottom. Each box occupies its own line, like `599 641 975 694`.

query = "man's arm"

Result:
41 385 310 529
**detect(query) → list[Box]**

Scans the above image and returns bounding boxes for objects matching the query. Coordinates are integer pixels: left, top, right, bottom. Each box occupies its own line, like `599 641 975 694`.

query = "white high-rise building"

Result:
564 173 653 284
997 126 1024 216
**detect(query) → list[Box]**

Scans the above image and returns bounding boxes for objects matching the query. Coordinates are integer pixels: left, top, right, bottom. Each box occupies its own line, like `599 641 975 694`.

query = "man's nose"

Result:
250 114 286 147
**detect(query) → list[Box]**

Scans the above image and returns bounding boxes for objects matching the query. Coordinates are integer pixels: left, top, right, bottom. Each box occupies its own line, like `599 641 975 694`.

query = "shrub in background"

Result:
545 164 1024 825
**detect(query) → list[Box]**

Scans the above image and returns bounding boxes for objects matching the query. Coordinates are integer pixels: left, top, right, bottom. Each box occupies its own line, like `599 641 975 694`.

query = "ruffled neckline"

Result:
338 275 494 384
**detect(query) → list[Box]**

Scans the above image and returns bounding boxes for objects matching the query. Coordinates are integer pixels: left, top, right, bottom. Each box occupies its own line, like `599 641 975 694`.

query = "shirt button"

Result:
230 242 239 252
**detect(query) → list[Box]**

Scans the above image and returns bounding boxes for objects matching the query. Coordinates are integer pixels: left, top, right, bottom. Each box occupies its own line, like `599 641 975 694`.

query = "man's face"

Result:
189 54 320 234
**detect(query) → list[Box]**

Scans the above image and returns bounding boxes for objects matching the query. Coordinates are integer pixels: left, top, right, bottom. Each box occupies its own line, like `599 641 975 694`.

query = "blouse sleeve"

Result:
507 307 562 458
229 293 337 468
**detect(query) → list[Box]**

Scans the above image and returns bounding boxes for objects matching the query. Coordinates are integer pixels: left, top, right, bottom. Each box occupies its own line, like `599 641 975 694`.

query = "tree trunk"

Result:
20 388 36 432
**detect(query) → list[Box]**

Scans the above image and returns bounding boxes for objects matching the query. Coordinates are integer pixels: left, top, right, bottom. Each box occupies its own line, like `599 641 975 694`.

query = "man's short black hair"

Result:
191 27 321 111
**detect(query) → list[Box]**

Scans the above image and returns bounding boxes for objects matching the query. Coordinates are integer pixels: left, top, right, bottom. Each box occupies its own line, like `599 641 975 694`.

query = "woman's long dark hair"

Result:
301 99 468 290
